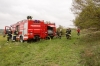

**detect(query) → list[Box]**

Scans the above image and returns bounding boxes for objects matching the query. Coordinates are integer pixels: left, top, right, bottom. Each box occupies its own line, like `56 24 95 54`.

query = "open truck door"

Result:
3 26 11 36
47 23 56 39
4 26 10 34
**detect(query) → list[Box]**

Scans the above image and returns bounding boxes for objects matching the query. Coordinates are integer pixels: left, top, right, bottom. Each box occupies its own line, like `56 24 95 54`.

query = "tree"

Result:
72 0 100 29
72 0 100 14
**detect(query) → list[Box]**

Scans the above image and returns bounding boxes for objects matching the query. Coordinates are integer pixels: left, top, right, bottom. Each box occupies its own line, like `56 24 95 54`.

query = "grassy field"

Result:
0 30 100 66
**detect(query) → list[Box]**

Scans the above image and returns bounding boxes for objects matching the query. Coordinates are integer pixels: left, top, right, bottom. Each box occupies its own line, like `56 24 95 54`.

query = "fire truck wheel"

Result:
50 36 54 39
20 36 24 43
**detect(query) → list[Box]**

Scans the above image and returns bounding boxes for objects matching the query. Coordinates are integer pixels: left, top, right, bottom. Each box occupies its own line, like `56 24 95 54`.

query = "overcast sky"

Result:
0 0 75 29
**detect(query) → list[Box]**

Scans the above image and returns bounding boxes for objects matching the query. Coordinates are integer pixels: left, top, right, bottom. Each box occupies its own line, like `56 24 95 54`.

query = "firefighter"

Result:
77 28 80 36
56 30 62 39
6 28 12 42
66 28 71 39
56 31 59 38
12 30 18 41
59 30 62 39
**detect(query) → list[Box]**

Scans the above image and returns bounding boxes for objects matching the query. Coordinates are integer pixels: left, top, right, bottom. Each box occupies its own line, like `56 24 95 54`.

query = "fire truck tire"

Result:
20 36 24 43
46 36 51 40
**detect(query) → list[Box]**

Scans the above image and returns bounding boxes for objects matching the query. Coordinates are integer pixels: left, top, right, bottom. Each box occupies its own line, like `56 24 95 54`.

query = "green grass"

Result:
0 30 100 66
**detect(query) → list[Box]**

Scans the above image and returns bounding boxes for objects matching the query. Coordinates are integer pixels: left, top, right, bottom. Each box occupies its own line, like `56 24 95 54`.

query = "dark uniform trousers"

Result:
7 34 12 41
12 34 16 41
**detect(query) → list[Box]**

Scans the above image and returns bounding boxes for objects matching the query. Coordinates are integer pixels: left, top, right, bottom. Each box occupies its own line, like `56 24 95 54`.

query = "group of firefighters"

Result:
56 28 80 39
4 28 18 42
4 27 80 42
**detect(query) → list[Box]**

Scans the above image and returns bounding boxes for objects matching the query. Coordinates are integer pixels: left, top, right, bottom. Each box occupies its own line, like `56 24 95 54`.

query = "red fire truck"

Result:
4 17 56 42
